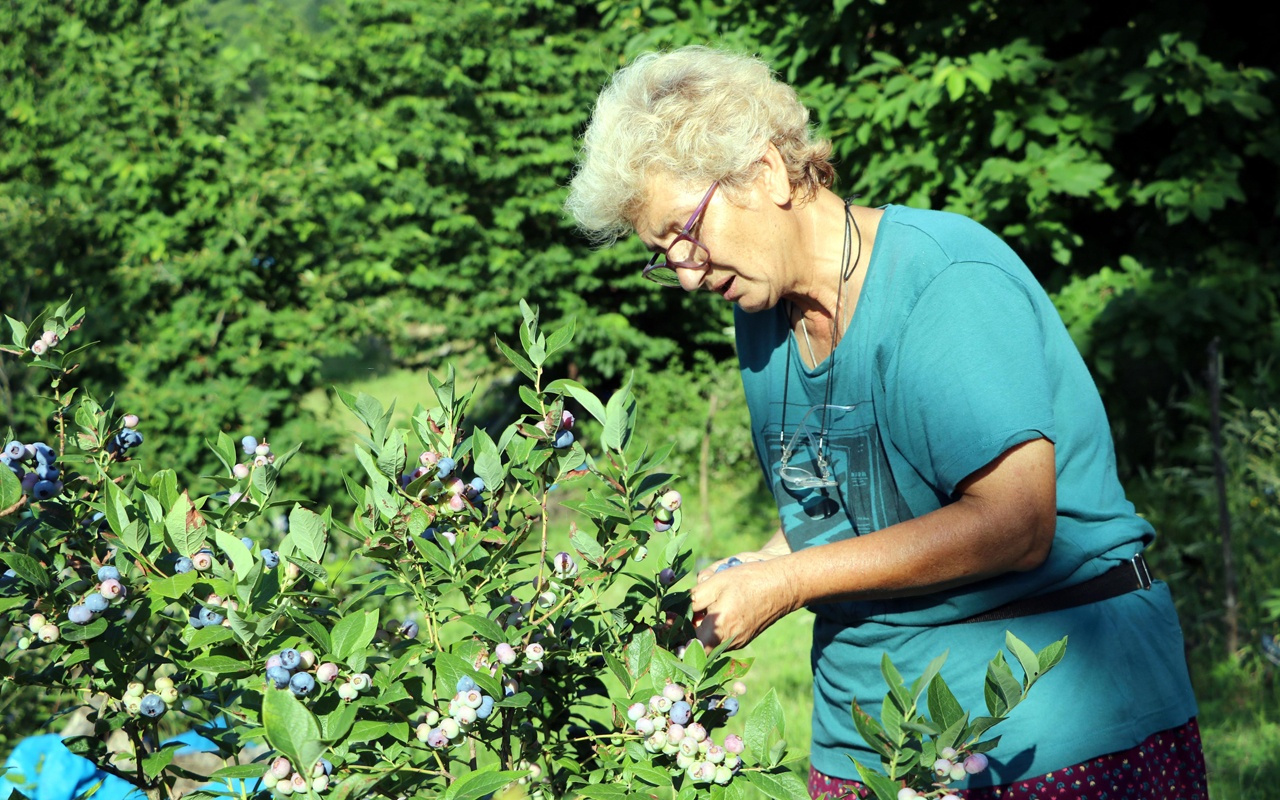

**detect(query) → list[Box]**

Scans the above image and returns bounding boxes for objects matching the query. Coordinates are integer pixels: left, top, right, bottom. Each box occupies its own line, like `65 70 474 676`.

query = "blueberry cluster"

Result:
3 440 64 502
229 435 276 484
174 547 218 575
262 647 366 702
415 675 497 749
66 565 129 626
261 755 336 796
19 612 62 647
122 675 181 719
653 489 682 533
105 415 144 459
189 592 238 629
401 451 490 518
533 409 576 449
28 329 60 357
623 681 749 785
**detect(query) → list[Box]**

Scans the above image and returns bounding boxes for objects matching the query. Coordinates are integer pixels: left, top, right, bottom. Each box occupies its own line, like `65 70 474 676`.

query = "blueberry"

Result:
188 612 205 629
32 480 58 501
669 700 692 725
261 549 279 569
97 566 121 583
477 694 495 720
400 621 419 638
32 442 55 466
68 605 94 625
35 464 58 481
139 694 166 718
266 666 292 689
198 607 224 626
174 557 193 574
240 536 254 551
469 477 486 494
3 441 23 460
319 758 333 776
289 672 316 697
722 697 739 717
85 594 110 614
455 675 477 694
241 435 258 455
279 648 301 670
553 430 575 449
436 457 456 479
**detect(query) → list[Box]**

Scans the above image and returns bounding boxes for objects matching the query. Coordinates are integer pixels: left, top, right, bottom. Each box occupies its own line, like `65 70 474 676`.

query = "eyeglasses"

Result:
642 181 719 287
778 404 856 489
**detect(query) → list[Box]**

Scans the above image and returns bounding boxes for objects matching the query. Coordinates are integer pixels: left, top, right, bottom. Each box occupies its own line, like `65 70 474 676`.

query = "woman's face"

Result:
635 170 794 313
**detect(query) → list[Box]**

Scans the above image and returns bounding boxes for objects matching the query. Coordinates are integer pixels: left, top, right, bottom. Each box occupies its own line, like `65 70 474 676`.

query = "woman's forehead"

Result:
634 174 709 237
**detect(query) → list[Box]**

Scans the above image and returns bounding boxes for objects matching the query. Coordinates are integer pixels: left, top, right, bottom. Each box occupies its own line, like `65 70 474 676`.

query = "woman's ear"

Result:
757 141 794 208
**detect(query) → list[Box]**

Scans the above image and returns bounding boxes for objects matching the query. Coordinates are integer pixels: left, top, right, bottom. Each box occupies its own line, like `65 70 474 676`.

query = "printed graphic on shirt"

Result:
760 402 910 550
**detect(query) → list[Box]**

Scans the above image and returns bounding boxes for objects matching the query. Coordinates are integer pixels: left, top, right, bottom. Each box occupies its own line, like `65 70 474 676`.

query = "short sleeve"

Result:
887 262 1057 497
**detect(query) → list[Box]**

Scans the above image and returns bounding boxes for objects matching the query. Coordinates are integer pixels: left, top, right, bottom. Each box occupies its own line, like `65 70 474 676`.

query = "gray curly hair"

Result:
565 46 835 245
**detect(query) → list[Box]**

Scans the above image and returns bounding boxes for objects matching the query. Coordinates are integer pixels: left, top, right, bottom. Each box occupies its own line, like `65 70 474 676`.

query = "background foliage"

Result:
3 0 1278 797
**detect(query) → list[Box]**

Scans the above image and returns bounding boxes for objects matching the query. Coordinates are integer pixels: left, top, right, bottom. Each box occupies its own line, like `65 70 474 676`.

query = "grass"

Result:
318 363 1278 800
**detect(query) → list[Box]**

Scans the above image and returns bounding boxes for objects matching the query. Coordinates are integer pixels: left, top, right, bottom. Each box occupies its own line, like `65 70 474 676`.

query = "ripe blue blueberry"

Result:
477 694 495 720
455 675 477 694
261 549 280 569
174 557 193 574
32 442 55 466
97 566 121 582
279 648 302 670
3 441 23 460
68 605 94 625
266 666 292 689
198 607 224 626
240 536 254 551
669 700 692 725
553 430 574 449
32 480 58 501
318 758 333 776
241 435 258 455
722 697 740 717
35 464 59 481
85 593 110 614
436 457 456 479
139 694 166 718
289 672 316 697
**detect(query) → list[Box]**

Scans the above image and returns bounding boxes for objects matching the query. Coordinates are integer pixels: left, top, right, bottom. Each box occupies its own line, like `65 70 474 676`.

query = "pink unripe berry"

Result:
635 717 655 735
448 494 466 512
724 734 744 754
122 413 139 428
685 722 707 743
964 753 990 774
42 330 60 346
99 579 124 599
495 642 517 665
426 727 449 748
662 683 686 702
291 772 308 791
30 339 47 356
37 623 60 643
266 654 283 670
317 662 340 683
191 552 213 571
419 451 439 466
659 490 682 511
271 757 293 779
552 551 576 577
706 745 725 764
255 443 271 457
253 454 269 467
627 702 646 721
447 477 466 495
731 680 747 696
667 724 685 743
949 763 967 781
232 463 250 479
561 410 575 429
649 694 672 713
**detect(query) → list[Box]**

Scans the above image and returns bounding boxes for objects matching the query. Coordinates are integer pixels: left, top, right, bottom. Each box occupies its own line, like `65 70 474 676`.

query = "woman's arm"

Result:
690 437 1056 650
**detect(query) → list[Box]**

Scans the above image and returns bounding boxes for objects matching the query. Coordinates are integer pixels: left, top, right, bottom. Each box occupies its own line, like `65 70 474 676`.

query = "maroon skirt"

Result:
808 718 1208 800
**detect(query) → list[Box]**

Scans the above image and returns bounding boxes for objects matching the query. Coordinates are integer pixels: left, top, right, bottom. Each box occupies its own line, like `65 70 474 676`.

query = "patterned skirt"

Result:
807 718 1208 800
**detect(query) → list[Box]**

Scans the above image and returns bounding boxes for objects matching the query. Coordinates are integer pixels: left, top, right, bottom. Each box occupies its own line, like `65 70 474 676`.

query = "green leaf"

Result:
102 480 130 539
544 379 608 427
852 762 901 800
744 688 784 757
471 428 505 493
926 674 965 733
0 553 49 590
850 700 891 760
141 743 182 780
911 650 948 702
573 785 629 800
330 610 379 663
377 429 407 483
442 768 526 800
1005 630 1042 688
0 468 24 512
743 769 809 800
189 655 251 675
1036 635 1069 676
320 703 358 742
544 316 576 358
262 685 327 778
62 616 109 642
208 432 238 475
458 614 505 644
120 520 148 554
984 653 1022 717
214 528 253 581
603 375 637 452
495 337 536 382
164 491 207 556
210 762 275 780
148 571 198 601
288 504 327 563
602 651 632 694
625 628 654 682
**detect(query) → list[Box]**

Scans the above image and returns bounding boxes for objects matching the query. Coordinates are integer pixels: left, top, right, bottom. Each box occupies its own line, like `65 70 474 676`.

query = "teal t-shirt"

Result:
735 205 1197 786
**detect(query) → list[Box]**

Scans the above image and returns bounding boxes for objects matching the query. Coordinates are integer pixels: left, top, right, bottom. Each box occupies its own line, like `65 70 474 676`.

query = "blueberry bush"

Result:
0 300 811 800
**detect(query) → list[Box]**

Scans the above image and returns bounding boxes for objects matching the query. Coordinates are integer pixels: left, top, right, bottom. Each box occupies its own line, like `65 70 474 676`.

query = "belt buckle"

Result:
1131 554 1153 590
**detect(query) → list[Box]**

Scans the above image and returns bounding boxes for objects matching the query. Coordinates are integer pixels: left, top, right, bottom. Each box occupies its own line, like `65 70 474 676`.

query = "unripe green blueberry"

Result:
336 682 358 701
678 738 699 758
424 709 441 727
949 763 967 781
124 695 142 715
713 765 734 785
454 705 477 725
159 686 179 705
27 613 47 632
350 672 371 692
659 490 682 512
439 717 460 739
643 732 666 753
271 757 293 779
706 745 726 764
154 676 175 693
654 507 674 523
940 746 958 759
524 643 544 661
635 717 654 735
299 650 316 670
416 722 432 742
275 779 294 797
536 590 556 609
650 715 667 731
649 694 672 714
676 752 694 769
37 623 60 643
663 740 681 756
724 755 742 771
626 702 645 722
260 770 278 790
16 637 30 650
933 758 953 777
311 775 329 793
897 789 919 800
632 545 648 562
495 643 517 665
461 689 483 709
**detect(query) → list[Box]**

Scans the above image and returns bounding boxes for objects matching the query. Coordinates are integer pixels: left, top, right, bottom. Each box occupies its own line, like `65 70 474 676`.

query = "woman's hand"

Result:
690 558 800 651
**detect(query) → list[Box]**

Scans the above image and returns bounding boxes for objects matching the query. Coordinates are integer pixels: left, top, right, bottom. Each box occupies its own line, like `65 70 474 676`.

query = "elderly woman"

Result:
565 46 1206 799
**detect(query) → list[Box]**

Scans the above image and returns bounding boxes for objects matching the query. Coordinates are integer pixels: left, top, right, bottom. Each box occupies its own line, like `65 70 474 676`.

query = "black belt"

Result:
953 554 1154 624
